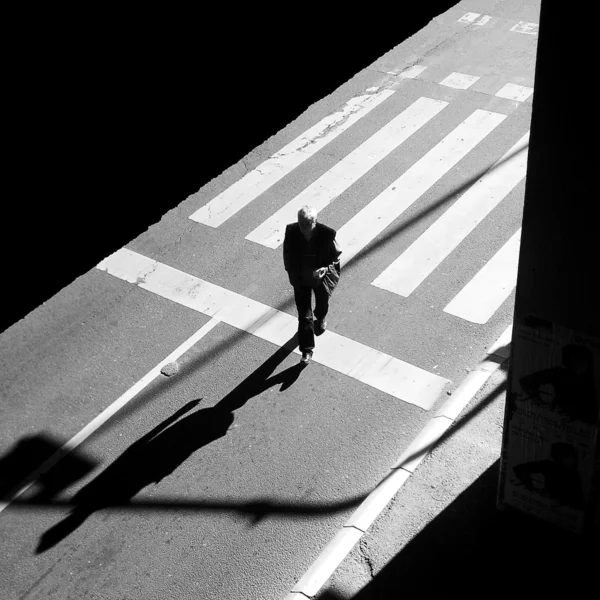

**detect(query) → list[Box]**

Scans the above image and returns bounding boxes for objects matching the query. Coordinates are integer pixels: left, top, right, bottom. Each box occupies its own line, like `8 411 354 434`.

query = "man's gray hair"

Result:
298 205 318 223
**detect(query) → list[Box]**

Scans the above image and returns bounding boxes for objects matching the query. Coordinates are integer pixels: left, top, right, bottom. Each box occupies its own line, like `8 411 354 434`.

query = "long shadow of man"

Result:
37 335 304 553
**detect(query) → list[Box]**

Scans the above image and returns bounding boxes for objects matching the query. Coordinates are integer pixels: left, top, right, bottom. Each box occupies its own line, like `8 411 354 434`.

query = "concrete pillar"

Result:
497 1 599 534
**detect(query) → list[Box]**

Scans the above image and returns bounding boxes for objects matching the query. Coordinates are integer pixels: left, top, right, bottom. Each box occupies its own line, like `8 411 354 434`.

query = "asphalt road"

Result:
1 1 542 598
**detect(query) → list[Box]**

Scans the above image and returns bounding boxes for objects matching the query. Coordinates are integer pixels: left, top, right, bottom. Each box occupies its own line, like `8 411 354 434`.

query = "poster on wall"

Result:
499 315 600 534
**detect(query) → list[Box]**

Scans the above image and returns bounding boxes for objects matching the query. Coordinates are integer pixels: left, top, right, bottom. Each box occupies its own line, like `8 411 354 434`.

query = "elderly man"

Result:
283 205 342 364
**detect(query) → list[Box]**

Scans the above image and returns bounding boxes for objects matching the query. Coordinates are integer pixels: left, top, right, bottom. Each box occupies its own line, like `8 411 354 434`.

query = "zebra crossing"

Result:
186 71 531 326
457 11 538 35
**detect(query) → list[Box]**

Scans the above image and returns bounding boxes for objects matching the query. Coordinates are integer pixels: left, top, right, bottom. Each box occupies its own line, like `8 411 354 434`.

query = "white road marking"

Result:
495 82 534 102
391 65 428 78
458 13 480 23
474 15 492 26
439 72 480 89
444 229 522 324
188 88 394 227
0 318 221 514
287 325 511 598
487 323 513 359
510 21 539 35
245 97 448 248
337 109 507 267
96 249 449 409
372 132 528 297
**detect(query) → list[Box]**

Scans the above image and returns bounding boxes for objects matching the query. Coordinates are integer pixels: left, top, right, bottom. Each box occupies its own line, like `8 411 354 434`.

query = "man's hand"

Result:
313 267 327 279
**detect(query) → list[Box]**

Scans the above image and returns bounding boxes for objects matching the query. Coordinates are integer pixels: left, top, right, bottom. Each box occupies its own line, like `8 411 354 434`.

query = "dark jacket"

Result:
283 222 342 293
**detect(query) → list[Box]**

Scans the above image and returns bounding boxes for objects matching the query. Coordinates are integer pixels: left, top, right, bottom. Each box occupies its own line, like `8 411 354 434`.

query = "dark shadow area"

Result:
396 378 507 470
343 460 599 599
7 349 510 549
318 593 347 600
3 3 459 333
27 353 506 553
31 335 366 552
0 434 97 503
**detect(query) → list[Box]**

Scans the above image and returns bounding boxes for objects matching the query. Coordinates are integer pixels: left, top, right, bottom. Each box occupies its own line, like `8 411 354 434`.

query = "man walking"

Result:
283 205 342 364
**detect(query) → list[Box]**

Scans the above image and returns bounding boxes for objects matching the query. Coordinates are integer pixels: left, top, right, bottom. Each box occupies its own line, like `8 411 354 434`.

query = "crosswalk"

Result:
186 72 530 326
456 12 538 35
97 248 450 409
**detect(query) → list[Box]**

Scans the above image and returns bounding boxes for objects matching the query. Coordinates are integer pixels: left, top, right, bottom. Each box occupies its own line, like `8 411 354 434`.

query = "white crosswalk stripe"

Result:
372 132 528 297
496 83 534 101
96 249 450 409
439 72 480 89
246 97 448 248
184 71 531 328
337 109 507 267
444 228 522 324
188 87 394 227
458 13 481 24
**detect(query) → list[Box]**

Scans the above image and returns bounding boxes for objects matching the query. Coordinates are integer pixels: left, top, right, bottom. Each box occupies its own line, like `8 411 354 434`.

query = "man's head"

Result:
298 205 317 238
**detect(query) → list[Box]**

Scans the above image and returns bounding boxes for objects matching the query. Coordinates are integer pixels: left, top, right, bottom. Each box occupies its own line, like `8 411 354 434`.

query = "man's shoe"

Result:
300 351 313 364
315 319 327 335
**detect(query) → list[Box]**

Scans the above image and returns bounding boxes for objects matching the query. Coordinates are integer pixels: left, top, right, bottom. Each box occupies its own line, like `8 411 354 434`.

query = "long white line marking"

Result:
188 88 394 228
96 249 449 409
337 109 507 268
372 132 528 297
0 318 221 514
285 325 512 598
444 229 522 324
245 97 448 248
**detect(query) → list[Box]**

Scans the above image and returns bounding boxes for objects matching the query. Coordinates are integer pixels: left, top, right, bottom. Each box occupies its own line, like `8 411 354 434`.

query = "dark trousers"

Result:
293 284 330 352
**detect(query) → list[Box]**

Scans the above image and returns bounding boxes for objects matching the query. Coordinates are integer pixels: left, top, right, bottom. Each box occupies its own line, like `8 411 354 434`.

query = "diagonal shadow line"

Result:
6 359 508 557
341 143 528 269
3 336 302 506
400 379 506 466
9 495 367 520
112 143 526 425
25 338 367 551
369 376 507 495
10 369 506 526
7 376 507 558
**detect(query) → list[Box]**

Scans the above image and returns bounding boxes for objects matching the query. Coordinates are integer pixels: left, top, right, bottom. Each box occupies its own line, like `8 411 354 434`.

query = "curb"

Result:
284 324 512 599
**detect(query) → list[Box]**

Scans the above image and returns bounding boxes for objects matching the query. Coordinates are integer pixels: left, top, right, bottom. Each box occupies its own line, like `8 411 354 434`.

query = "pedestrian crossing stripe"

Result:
186 74 530 324
510 21 538 35
495 83 534 102
246 97 449 249
189 71 531 229
457 13 485 24
444 228 522 324
96 248 450 410
188 87 395 228
391 66 533 101
439 72 480 90
372 132 529 297
457 13 538 34
336 109 507 267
